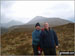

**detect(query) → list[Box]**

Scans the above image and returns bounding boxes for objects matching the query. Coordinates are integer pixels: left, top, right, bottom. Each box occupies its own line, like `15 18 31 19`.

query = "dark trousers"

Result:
43 47 56 55
32 45 39 55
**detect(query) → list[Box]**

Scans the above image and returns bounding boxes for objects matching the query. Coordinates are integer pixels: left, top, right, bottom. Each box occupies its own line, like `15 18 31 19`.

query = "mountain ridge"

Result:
26 16 73 27
1 20 24 28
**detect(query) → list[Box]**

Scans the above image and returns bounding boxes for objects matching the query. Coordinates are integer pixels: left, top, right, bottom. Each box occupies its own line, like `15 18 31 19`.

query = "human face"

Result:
44 22 49 29
35 26 40 30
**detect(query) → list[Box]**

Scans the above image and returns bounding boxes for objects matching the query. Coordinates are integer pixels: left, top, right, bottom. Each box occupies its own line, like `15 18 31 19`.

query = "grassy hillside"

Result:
53 23 74 52
1 23 74 55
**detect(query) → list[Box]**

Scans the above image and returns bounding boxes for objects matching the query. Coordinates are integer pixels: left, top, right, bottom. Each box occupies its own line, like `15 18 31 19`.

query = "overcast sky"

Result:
1 1 74 23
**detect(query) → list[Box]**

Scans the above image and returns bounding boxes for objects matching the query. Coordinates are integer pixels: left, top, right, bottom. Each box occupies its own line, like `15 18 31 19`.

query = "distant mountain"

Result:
27 16 73 27
7 16 73 30
0 16 73 35
1 20 24 28
0 20 24 35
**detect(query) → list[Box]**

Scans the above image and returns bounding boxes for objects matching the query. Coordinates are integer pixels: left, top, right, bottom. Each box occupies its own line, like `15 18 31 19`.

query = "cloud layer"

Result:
1 1 74 23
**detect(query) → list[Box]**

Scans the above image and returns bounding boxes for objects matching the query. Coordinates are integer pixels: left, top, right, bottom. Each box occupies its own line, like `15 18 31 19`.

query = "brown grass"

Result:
1 23 74 55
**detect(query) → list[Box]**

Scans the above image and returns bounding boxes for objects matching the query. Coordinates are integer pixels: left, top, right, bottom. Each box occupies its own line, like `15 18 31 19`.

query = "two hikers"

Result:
32 22 59 55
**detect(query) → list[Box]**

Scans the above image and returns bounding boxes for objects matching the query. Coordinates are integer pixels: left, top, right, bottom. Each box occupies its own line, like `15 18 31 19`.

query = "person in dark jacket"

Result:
32 23 41 55
40 22 59 55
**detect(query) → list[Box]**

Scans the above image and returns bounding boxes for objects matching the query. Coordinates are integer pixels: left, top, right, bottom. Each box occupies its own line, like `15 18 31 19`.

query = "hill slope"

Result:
1 23 74 55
